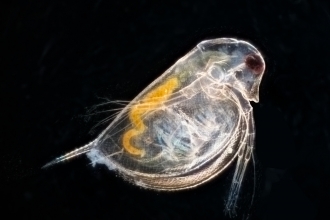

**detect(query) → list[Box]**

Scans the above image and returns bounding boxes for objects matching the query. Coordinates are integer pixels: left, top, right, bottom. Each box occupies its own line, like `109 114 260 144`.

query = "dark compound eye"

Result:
245 54 265 74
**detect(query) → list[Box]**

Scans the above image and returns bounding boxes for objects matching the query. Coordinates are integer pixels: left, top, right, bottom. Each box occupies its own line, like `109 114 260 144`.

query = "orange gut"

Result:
122 77 179 156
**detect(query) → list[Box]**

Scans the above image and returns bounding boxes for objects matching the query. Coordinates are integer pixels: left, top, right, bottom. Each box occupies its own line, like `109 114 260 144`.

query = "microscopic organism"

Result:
43 38 265 216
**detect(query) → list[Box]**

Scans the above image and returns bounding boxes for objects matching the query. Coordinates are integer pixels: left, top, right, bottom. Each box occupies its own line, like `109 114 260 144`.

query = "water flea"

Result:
43 38 266 217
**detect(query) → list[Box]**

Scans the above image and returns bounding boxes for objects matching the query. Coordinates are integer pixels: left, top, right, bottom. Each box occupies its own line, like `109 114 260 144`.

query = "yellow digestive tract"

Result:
122 77 179 156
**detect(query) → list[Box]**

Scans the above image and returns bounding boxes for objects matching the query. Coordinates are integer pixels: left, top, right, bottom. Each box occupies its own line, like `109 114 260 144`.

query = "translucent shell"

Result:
44 38 265 215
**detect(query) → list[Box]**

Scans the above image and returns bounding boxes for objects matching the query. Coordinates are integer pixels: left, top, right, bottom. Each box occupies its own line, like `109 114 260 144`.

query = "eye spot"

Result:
245 54 265 74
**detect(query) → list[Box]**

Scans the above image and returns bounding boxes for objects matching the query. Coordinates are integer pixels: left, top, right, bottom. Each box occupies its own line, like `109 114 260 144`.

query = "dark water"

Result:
1 0 329 219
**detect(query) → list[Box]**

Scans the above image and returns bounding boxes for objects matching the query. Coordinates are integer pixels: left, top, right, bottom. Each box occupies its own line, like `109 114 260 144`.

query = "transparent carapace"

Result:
43 38 266 216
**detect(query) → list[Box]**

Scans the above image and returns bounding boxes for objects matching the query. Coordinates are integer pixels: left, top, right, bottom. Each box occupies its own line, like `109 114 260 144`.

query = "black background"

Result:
1 0 330 219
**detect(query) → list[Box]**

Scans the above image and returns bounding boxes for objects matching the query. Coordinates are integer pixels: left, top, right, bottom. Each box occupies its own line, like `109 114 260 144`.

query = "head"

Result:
199 38 266 102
